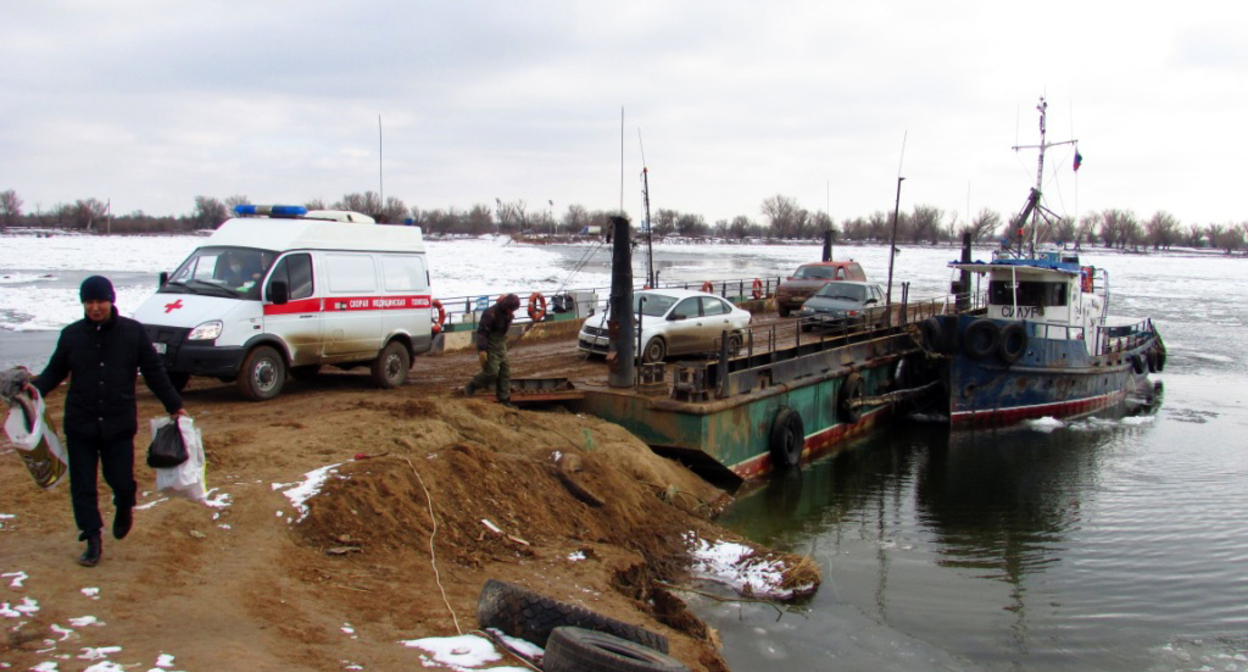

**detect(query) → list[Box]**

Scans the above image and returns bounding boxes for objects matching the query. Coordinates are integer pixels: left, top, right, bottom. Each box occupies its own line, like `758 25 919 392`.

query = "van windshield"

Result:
163 246 278 301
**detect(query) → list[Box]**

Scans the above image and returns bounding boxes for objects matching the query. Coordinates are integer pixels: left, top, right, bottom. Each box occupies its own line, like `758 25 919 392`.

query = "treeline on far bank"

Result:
3 189 1247 254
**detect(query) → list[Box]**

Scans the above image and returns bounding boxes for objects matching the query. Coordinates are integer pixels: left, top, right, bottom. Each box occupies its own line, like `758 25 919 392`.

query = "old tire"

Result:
641 337 667 364
370 340 410 388
1131 353 1146 374
769 407 804 469
543 627 689 672
237 346 285 401
838 373 865 423
963 319 1000 360
475 579 668 653
998 322 1028 364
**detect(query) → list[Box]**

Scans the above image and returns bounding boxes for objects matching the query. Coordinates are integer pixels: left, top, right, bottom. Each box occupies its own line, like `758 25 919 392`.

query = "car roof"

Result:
820 280 881 288
797 260 859 267
638 288 724 299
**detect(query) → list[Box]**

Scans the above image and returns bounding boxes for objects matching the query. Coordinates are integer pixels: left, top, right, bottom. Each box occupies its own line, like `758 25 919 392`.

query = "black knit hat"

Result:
80 275 116 303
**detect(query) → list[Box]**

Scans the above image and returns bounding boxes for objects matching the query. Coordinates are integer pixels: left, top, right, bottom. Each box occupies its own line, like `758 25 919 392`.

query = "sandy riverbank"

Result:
1 352 818 671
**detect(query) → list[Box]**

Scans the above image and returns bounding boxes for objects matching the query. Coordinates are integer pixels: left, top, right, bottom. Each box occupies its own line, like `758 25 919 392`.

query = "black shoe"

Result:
78 535 102 567
113 506 133 540
463 382 477 396
498 399 518 409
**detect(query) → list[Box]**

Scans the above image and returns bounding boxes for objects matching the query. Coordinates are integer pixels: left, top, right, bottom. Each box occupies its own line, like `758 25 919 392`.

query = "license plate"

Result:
152 342 167 354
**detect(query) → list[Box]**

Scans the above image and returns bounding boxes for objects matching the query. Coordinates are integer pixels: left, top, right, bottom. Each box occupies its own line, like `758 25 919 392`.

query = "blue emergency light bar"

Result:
233 204 309 218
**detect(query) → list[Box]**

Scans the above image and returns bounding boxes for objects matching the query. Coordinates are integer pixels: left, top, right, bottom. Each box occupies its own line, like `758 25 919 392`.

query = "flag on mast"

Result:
1073 150 1083 172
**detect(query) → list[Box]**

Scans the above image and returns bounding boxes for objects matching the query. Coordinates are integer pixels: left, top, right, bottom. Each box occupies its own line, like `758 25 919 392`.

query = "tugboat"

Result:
921 98 1165 427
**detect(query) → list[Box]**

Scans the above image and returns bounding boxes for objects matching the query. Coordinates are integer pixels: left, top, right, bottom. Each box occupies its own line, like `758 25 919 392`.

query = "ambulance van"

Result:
135 205 434 401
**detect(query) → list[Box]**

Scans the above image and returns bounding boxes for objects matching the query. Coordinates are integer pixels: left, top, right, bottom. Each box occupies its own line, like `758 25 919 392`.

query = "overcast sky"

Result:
3 1 1243 229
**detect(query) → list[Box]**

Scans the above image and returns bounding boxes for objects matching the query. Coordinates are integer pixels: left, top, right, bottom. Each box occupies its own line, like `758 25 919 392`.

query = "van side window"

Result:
326 254 377 293
382 255 427 291
836 267 846 280
268 254 314 300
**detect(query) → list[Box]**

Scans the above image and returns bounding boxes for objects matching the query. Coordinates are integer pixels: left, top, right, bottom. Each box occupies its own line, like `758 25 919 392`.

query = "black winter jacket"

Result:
475 303 516 350
34 308 183 439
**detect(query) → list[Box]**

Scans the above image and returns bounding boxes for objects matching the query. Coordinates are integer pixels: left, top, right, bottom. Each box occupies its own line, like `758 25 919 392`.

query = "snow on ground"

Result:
273 462 345 523
686 532 814 601
400 633 532 672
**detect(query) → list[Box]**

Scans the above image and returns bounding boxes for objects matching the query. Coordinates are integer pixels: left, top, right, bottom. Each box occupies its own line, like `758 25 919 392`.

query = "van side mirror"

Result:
159 271 169 288
269 281 289 305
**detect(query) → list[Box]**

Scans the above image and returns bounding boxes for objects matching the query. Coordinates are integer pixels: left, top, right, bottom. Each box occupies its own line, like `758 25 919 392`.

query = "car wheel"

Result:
237 346 285 401
726 332 743 357
642 337 666 363
370 340 411 388
778 304 791 318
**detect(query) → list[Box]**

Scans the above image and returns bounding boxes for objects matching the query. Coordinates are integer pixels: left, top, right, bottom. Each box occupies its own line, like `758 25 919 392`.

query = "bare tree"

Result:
1185 223 1204 248
1054 216 1077 244
191 196 228 230
0 189 22 230
909 205 944 244
761 195 803 238
1144 211 1180 250
1078 212 1101 246
962 208 1001 242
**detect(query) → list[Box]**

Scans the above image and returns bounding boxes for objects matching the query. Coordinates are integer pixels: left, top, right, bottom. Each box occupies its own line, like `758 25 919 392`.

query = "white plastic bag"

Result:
3 388 68 489
149 415 207 502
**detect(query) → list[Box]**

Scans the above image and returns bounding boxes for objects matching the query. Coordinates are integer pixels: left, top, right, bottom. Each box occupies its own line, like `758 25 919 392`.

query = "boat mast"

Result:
1011 96 1077 255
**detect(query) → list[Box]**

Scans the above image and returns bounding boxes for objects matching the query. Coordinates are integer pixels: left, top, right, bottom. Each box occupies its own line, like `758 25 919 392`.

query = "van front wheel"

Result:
371 340 411 389
237 346 286 401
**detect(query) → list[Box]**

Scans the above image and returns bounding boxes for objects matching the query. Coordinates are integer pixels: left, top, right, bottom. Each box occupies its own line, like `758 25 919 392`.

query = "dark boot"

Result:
498 399 518 409
78 535 102 567
113 506 133 540
463 381 477 396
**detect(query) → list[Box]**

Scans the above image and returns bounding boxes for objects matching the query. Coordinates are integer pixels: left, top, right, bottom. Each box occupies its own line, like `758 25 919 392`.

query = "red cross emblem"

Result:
164 299 184 313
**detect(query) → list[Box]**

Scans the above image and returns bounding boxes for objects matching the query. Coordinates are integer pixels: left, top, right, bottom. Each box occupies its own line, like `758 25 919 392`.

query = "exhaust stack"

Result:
607 216 635 388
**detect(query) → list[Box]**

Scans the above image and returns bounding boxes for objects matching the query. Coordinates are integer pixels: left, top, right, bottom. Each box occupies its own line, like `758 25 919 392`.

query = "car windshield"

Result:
163 246 277 301
794 265 834 279
633 293 678 317
816 284 866 301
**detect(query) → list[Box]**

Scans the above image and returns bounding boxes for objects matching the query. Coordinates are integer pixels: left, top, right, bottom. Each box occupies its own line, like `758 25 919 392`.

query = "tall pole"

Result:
378 115 384 209
885 176 905 309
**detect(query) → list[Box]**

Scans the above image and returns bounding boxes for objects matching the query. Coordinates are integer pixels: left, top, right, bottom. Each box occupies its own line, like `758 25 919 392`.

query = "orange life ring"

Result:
701 281 714 294
527 292 547 322
751 278 764 299
431 299 447 335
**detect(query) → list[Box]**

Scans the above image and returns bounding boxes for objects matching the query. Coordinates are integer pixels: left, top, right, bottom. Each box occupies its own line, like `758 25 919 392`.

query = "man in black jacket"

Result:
463 293 521 407
32 275 186 567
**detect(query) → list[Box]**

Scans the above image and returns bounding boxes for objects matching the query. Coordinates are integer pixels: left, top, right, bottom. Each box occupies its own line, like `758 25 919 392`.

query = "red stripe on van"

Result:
262 294 431 316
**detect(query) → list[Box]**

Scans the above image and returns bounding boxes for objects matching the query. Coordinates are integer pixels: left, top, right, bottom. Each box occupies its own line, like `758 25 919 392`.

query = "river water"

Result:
3 233 1246 671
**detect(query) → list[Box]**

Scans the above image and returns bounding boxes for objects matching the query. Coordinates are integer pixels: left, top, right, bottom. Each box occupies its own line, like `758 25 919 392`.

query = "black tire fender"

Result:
475 579 668 653
919 316 943 351
838 373 865 423
997 322 1028 364
543 627 689 672
963 319 1000 360
769 407 804 469
1131 353 1146 374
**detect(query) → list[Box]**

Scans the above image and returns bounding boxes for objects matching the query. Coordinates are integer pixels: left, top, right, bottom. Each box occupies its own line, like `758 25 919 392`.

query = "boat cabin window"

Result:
988 280 1068 307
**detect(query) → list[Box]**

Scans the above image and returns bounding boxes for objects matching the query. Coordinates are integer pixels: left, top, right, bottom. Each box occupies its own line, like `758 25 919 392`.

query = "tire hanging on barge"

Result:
769 407 805 469
837 373 865 424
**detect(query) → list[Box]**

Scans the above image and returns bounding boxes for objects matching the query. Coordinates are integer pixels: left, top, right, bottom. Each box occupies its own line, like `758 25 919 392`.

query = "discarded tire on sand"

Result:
542 627 689 672
475 579 669 653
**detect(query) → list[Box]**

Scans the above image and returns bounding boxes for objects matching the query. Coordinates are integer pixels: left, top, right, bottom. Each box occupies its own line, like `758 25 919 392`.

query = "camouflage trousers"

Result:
469 335 510 401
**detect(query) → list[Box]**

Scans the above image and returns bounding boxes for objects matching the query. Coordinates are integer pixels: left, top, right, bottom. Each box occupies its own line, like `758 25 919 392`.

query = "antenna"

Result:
885 130 908 310
378 115 384 209
619 106 625 212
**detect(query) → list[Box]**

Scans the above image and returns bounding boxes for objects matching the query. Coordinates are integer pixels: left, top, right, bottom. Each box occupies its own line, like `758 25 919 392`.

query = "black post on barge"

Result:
822 229 833 262
607 215 636 388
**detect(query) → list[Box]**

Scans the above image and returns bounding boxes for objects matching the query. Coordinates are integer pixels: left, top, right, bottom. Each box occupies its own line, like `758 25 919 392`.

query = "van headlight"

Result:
188 320 223 341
